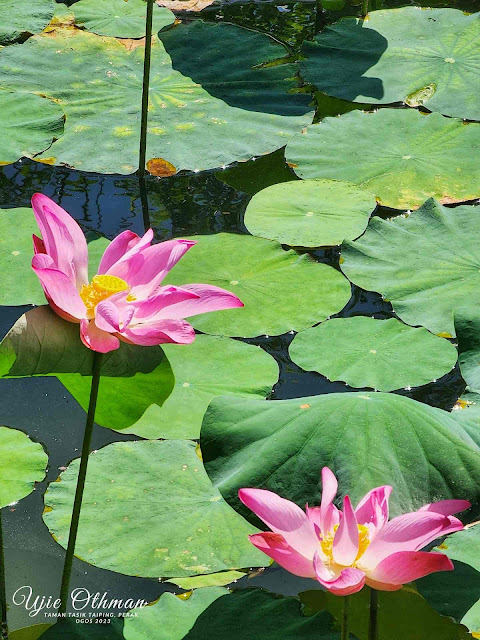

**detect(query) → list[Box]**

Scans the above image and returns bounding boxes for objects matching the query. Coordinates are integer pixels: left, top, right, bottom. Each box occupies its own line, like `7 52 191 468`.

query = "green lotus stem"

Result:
138 0 154 179
341 595 350 640
58 351 103 614
362 0 369 18
0 510 7 640
368 588 378 640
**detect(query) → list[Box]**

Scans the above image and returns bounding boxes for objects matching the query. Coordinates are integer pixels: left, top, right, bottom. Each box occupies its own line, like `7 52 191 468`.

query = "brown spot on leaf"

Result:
300 403 311 410
287 162 298 168
36 157 56 165
147 157 177 176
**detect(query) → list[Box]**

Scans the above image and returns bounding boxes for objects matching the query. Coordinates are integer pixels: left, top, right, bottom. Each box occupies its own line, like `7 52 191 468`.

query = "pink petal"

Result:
333 495 359 566
418 500 471 516
32 255 86 321
355 486 392 535
120 318 196 346
95 299 121 333
361 511 462 567
100 229 153 276
306 505 322 538
368 551 454 586
31 193 88 289
238 488 319 560
130 286 200 322
249 532 316 578
156 283 244 319
313 552 365 595
127 239 197 298
320 467 340 536
364 578 403 592
80 319 119 353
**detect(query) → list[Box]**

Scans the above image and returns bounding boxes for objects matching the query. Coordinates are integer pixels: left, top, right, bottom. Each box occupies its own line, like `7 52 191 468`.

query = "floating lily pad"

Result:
0 29 311 174
201 392 480 518
165 233 351 337
0 92 64 167
244 179 376 247
43 440 267 577
0 0 55 45
0 426 48 509
289 317 458 391
104 335 279 439
302 7 480 121
125 588 340 640
35 619 124 640
0 306 175 431
455 309 480 393
0 207 108 306
123 588 228 640
159 20 312 115
300 586 471 640
341 199 480 337
285 109 480 209
166 570 246 589
73 0 174 38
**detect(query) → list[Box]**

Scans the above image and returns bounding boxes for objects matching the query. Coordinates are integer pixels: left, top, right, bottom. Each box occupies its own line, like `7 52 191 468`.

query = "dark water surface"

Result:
1 0 476 631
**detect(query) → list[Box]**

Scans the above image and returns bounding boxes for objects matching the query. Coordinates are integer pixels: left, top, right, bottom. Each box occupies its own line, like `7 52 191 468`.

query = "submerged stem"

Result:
368 588 378 640
138 0 154 179
341 595 350 640
58 351 103 614
362 0 370 18
0 511 8 640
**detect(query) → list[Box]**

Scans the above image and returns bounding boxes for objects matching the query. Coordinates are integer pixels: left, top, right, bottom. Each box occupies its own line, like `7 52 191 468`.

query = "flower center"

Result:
80 274 129 318
320 524 370 566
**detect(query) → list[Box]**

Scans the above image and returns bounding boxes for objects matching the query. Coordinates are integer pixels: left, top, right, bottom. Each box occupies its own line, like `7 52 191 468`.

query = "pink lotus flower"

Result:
239 468 470 596
31 193 243 353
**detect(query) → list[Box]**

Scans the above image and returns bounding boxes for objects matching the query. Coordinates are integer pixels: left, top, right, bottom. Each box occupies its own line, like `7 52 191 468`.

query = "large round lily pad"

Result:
0 29 311 174
0 0 54 45
289 317 458 391
302 7 480 121
341 199 480 337
73 0 174 38
0 426 48 509
244 179 376 247
201 392 480 518
112 335 279 439
159 20 312 116
0 91 64 167
43 440 267 578
0 208 108 306
165 233 351 337
285 109 480 210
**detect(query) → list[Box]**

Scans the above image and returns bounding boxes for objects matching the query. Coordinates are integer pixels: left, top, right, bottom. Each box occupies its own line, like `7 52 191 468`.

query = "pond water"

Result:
1 0 478 633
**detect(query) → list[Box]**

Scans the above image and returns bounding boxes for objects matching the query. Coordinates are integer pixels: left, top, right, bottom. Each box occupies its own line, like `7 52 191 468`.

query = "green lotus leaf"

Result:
285 109 480 209
73 0 174 38
300 585 471 640
0 0 54 45
302 7 480 121
158 20 312 116
43 440 267 577
0 306 174 430
0 29 311 174
9 625 53 640
0 426 48 509
201 393 480 518
123 588 229 640
165 233 351 337
244 179 376 247
125 588 341 640
289 317 458 391
0 92 64 167
92 334 278 439
166 571 246 589
0 207 108 306
341 199 480 337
